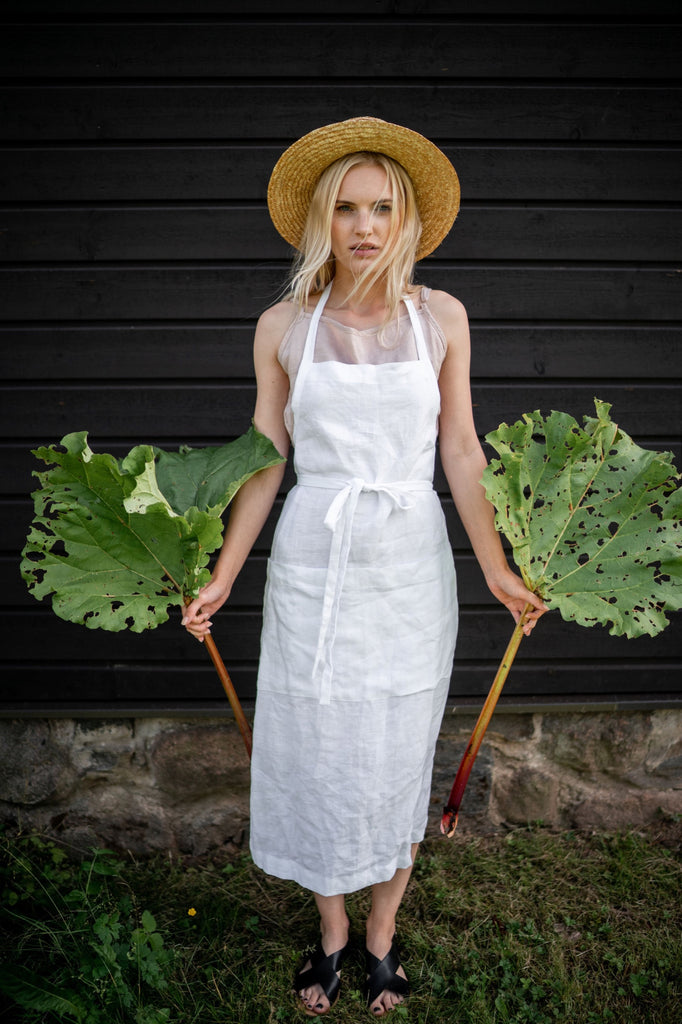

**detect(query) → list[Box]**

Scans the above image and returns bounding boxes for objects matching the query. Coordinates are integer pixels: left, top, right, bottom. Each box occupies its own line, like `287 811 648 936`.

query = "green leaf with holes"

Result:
482 399 682 638
20 426 284 632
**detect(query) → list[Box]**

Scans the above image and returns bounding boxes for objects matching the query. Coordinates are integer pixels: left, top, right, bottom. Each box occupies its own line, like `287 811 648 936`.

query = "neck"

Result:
327 269 389 316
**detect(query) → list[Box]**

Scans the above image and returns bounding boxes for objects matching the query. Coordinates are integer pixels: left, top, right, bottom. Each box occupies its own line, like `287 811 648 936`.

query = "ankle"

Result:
365 914 396 954
320 916 350 951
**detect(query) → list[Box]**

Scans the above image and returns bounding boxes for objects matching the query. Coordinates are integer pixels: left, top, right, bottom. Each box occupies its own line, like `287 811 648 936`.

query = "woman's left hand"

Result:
486 569 548 636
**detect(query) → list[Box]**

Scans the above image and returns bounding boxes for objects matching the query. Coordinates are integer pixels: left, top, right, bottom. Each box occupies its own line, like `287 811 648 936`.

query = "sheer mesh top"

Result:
278 287 447 440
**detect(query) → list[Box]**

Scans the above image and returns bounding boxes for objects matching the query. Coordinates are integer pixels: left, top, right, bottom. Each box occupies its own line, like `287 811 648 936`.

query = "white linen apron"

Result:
250 284 458 897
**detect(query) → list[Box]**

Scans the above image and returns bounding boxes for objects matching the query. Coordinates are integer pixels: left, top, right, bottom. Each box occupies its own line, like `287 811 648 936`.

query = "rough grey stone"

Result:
486 714 535 744
71 720 136 776
649 753 682 785
643 723 682 786
539 712 653 775
59 786 175 856
626 745 682 790
571 788 682 830
150 723 250 800
0 720 78 805
645 712 682 767
172 798 249 857
492 766 560 825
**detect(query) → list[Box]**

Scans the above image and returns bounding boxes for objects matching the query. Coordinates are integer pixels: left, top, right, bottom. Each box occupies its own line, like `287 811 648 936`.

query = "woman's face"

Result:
329 163 396 276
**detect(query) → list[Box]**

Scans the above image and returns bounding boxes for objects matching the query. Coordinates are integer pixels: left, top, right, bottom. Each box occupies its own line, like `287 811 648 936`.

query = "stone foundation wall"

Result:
1 709 680 857
433 707 682 833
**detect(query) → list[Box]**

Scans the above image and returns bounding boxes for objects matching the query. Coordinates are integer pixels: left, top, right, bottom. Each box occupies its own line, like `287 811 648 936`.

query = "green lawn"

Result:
1 820 680 1023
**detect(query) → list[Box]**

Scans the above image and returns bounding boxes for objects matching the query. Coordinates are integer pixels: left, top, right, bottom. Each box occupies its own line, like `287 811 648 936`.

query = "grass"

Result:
1 819 681 1023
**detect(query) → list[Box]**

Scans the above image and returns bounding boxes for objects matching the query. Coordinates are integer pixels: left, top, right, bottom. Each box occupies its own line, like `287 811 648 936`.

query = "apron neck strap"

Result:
301 282 333 367
404 295 429 363
290 282 333 411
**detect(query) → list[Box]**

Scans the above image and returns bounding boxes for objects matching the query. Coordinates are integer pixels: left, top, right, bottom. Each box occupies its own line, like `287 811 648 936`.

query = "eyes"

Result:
334 202 393 215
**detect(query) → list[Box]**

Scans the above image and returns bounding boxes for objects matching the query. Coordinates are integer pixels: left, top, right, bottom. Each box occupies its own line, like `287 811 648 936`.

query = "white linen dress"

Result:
249 284 458 897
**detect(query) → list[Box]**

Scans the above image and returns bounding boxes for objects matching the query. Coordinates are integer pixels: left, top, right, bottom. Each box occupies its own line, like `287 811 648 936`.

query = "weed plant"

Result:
1 822 680 1023
0 834 172 1023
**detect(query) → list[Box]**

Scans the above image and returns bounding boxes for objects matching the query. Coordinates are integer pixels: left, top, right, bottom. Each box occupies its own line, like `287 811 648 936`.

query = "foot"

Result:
295 928 350 1016
365 937 410 1016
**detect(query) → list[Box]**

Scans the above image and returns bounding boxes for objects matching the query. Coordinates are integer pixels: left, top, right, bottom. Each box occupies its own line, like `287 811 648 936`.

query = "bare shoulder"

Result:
425 291 470 360
257 299 298 335
254 300 298 356
425 290 468 330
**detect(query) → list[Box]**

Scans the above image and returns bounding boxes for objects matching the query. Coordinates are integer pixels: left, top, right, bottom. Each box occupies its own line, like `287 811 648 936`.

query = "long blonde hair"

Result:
286 152 422 325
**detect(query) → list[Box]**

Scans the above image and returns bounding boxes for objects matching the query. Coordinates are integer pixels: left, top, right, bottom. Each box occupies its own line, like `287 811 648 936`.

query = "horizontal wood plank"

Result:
5 1 682 16
1 608 679 664
2 145 680 203
1 383 678 440
3 205 681 263
0 660 679 705
1 265 681 321
1 22 679 80
1 85 680 142
3 325 679 382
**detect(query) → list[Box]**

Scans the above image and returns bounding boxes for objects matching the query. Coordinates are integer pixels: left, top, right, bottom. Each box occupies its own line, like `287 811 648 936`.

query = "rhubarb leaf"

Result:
151 424 284 516
21 427 284 632
482 399 682 638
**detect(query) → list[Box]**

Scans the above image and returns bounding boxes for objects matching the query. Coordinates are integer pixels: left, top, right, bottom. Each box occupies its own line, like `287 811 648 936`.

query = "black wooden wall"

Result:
1 1 680 714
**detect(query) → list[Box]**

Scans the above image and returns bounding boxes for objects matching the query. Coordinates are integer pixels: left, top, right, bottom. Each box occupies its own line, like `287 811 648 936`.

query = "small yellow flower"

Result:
187 907 197 917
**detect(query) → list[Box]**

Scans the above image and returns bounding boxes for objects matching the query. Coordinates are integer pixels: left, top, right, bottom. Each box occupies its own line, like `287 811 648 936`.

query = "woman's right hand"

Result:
181 579 231 642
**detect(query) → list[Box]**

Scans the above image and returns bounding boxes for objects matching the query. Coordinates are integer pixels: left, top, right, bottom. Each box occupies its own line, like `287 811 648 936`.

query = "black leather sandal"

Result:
294 940 350 1016
365 939 410 1014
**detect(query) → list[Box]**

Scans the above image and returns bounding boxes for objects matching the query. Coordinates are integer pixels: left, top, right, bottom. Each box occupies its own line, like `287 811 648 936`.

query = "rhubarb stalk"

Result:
184 597 253 760
441 602 532 837
203 632 253 760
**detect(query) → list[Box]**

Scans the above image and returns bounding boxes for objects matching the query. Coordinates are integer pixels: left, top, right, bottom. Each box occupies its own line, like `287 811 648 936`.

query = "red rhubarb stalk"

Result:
185 598 253 760
203 633 253 760
441 602 532 837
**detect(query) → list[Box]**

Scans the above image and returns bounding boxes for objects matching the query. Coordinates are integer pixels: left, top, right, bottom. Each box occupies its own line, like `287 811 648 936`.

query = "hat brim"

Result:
267 116 460 262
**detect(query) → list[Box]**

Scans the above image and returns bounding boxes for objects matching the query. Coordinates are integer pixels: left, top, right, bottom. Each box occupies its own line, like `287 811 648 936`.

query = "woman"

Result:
183 117 546 1017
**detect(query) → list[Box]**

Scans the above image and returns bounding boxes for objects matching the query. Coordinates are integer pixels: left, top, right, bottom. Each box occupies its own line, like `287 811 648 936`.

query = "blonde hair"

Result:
286 152 422 326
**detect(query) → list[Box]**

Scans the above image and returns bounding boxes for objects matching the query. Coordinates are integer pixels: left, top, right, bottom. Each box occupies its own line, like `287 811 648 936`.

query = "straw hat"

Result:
267 116 460 261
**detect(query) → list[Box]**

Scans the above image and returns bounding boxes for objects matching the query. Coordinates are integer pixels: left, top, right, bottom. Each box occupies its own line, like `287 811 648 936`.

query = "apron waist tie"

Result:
296 475 433 705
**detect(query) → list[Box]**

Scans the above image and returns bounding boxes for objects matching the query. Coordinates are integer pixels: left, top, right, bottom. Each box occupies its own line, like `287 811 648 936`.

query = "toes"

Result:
369 994 387 1016
299 985 329 1015
369 989 405 1016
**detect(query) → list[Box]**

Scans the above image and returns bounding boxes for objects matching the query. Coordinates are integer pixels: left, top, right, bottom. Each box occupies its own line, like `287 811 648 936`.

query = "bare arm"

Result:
430 291 546 634
182 302 294 640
